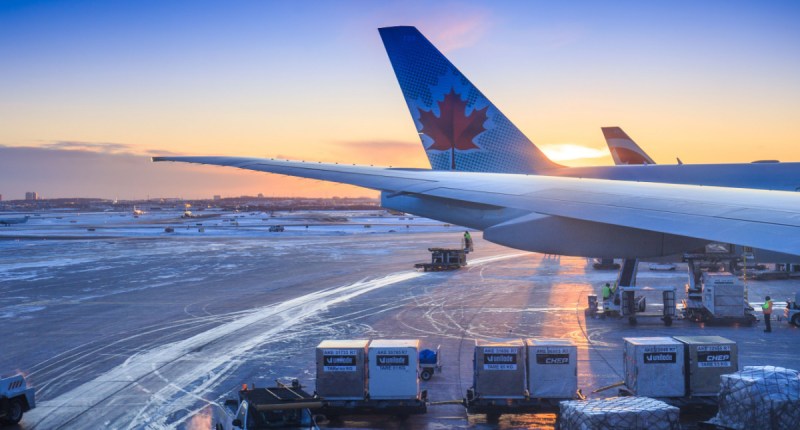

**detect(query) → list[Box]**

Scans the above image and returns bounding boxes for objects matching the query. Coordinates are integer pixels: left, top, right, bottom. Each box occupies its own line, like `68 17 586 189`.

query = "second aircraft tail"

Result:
601 127 656 165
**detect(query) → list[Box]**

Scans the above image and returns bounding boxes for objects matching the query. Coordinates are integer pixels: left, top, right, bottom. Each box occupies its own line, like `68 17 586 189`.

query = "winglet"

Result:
379 26 561 173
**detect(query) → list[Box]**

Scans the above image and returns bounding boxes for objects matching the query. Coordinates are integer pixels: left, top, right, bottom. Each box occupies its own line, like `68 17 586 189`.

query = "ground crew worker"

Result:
763 296 773 332
463 231 473 252
602 282 611 312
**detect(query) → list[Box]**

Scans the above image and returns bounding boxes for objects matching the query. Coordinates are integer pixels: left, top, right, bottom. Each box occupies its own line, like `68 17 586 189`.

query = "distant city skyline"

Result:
1 1 798 199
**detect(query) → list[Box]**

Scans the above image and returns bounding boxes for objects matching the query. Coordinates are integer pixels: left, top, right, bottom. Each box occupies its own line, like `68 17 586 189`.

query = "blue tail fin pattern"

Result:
379 26 561 173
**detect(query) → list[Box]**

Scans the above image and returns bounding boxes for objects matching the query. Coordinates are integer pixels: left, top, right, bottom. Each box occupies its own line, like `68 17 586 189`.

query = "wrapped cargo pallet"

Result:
316 339 369 400
559 396 679 430
709 366 800 430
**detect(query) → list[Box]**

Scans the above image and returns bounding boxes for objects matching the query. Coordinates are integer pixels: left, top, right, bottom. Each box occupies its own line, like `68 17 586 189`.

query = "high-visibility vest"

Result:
762 300 773 314
602 286 611 299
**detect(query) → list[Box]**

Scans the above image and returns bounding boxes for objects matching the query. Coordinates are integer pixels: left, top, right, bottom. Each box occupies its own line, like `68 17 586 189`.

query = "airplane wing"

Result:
153 156 800 257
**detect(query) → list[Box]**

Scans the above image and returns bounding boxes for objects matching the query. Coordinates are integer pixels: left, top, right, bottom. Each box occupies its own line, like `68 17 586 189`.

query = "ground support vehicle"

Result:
414 248 467 271
220 380 320 430
616 387 719 417
0 373 35 426
598 259 677 326
419 345 442 381
315 394 427 421
682 253 756 325
463 388 579 422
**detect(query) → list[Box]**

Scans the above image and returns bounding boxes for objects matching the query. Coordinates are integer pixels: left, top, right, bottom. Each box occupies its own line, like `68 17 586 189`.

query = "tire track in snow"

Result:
26 252 526 429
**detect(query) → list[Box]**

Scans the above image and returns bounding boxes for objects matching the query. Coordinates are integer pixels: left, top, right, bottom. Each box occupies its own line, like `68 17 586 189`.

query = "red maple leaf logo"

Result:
418 89 487 152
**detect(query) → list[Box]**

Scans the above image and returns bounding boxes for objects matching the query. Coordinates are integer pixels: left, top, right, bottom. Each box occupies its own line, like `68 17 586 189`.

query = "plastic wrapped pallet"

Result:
559 397 679 430
709 366 800 430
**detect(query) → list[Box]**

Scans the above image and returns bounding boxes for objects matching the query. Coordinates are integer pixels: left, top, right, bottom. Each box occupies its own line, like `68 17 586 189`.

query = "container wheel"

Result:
3 398 24 424
792 314 800 327
664 316 673 326
628 316 637 325
420 369 433 381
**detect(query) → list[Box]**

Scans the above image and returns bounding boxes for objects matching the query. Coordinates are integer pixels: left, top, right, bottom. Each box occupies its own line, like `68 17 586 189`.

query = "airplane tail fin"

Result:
601 127 656 165
379 26 562 173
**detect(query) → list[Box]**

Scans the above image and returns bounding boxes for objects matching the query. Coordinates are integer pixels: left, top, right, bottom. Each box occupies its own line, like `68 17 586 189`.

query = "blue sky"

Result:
1 1 799 199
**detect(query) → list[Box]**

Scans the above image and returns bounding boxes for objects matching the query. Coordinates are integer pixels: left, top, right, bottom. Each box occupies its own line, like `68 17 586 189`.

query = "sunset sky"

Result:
1 1 799 200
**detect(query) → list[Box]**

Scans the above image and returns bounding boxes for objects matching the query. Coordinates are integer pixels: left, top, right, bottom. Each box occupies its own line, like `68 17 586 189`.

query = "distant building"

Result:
25 192 38 201
213 195 221 201
257 193 264 198
0 194 3 201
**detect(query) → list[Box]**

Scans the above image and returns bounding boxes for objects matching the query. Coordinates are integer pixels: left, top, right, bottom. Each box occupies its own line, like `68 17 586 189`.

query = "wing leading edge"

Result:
152 156 800 258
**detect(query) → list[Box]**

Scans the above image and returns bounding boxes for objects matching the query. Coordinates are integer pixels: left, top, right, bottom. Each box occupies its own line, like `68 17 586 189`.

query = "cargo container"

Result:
316 339 368 400
673 335 738 397
368 339 419 400
701 273 745 318
473 338 527 399
623 337 685 397
525 338 577 399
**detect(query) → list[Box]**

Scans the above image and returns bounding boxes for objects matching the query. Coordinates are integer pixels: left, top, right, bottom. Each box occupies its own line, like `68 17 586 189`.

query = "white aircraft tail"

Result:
602 127 656 165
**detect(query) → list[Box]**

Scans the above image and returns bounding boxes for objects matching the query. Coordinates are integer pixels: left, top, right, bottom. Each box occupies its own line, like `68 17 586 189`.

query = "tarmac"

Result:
1 210 798 429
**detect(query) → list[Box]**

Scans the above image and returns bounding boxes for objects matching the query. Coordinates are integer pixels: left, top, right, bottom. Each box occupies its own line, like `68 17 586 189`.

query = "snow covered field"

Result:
2 210 798 429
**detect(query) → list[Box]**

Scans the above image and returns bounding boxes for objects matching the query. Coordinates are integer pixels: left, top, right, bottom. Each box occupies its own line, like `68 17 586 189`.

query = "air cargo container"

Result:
673 336 738 397
368 339 419 400
473 338 527 399
701 273 745 318
623 337 685 397
316 339 368 400
525 338 577 398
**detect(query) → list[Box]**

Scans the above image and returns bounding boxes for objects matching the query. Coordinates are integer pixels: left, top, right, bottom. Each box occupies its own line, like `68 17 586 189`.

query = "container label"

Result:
324 349 358 355
533 347 571 355
697 345 731 352
697 351 732 367
323 352 357 372
376 354 409 369
483 347 518 354
536 353 570 365
483 353 518 370
643 352 676 364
